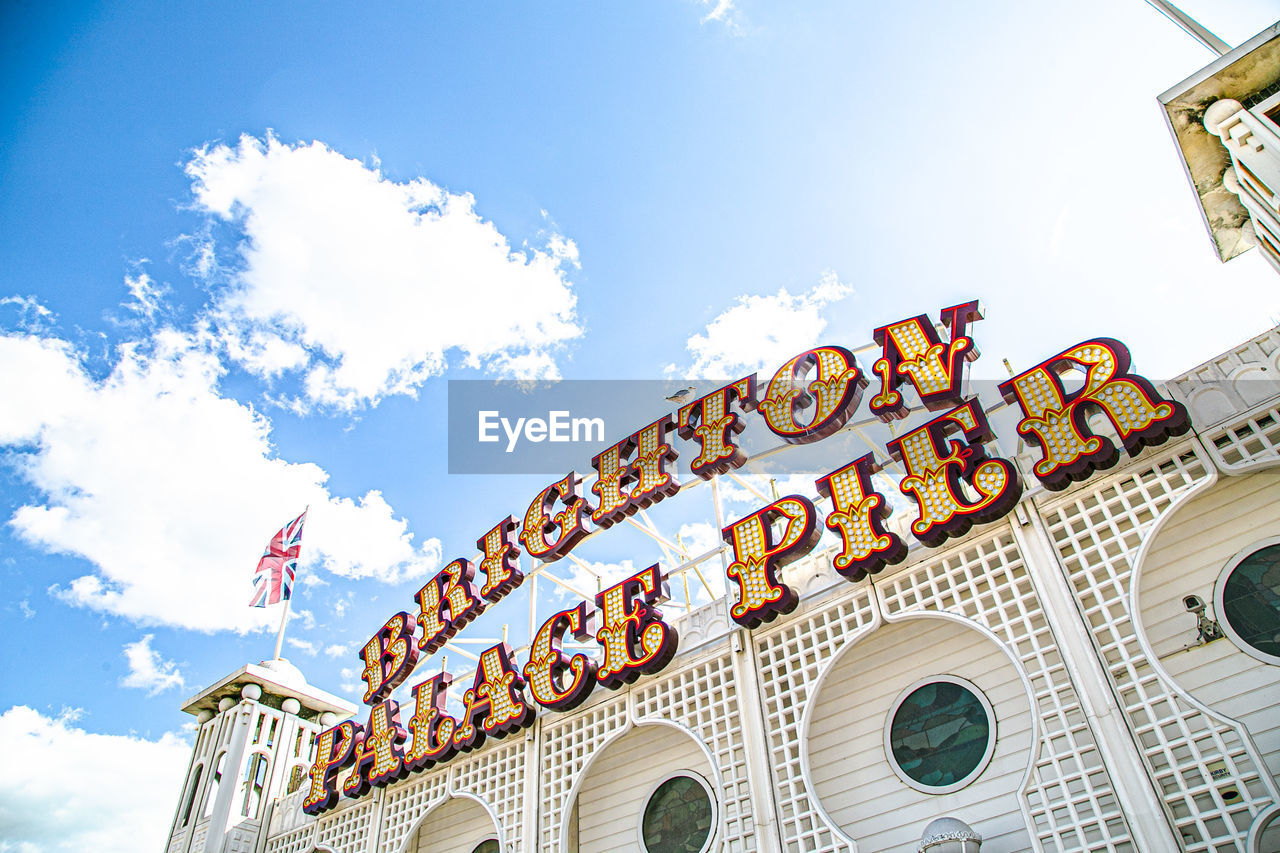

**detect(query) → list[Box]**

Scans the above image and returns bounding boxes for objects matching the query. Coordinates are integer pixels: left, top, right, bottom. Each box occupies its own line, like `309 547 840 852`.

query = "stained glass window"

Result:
1220 543 1280 662
887 677 994 792
640 773 714 853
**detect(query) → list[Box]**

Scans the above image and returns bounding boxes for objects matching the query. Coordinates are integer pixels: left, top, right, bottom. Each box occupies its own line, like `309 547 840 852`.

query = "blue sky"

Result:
2 1 1279 850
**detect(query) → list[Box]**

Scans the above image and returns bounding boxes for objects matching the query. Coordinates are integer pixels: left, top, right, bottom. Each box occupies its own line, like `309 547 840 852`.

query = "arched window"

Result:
884 675 996 794
204 752 226 818
1215 540 1280 665
240 751 271 818
470 841 500 853
286 763 307 795
181 764 204 827
638 772 716 853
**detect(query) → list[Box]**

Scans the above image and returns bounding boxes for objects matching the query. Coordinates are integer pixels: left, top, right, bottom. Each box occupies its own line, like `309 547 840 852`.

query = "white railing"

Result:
1205 98 1280 273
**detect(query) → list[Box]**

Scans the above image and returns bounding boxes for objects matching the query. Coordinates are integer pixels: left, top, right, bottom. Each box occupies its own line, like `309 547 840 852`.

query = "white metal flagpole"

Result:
272 595 291 661
1143 0 1231 56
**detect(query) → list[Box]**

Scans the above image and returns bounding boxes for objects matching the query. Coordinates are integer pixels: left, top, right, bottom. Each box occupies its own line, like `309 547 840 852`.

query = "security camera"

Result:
1184 595 1225 644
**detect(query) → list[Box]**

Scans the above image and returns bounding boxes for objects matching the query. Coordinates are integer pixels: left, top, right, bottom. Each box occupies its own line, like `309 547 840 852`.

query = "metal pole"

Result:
271 596 291 661
1143 0 1231 56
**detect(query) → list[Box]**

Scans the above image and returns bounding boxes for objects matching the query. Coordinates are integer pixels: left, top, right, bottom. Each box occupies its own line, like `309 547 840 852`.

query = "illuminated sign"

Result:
302 300 1189 814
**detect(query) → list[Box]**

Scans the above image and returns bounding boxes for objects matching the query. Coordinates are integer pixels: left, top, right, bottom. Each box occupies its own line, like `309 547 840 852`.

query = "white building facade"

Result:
165 325 1280 853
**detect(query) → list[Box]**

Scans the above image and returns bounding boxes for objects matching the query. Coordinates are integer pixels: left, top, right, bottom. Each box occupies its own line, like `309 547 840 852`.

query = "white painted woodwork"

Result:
409 796 499 853
1138 470 1280 780
807 615 1034 852
573 723 716 853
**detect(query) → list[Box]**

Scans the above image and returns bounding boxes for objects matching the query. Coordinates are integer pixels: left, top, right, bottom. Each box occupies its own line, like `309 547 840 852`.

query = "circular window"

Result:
885 675 996 794
638 772 716 853
1215 540 1280 665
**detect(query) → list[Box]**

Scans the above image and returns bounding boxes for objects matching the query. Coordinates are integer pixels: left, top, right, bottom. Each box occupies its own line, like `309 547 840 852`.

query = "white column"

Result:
364 787 386 853
203 697 257 853
521 718 543 853
183 708 234 853
729 628 784 853
1009 502 1182 851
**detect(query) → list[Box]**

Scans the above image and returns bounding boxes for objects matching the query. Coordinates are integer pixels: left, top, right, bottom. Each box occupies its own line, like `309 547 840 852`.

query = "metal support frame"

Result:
1143 0 1231 56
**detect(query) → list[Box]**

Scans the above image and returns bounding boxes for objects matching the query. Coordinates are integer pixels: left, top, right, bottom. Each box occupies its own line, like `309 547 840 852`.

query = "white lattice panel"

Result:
450 739 527 851
167 830 187 853
879 530 1135 851
315 800 375 853
754 588 875 853
381 772 449 852
1205 406 1280 470
264 823 315 853
1043 447 1274 852
538 695 629 853
634 652 754 852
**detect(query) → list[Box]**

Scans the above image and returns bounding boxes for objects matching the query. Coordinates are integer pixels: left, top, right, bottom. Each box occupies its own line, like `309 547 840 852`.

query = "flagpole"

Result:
272 596 291 661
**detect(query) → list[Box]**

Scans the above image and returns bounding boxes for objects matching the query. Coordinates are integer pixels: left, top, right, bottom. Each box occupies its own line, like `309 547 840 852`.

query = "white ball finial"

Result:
1204 99 1244 138
240 683 263 701
1222 167 1241 196
217 696 236 713
281 698 302 715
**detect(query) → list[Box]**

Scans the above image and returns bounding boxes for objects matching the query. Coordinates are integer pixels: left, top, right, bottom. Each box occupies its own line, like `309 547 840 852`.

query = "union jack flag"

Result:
249 510 307 607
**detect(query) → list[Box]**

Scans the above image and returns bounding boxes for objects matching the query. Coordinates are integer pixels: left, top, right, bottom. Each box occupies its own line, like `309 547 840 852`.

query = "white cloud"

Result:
677 521 719 556
0 296 55 332
219 326 308 378
301 572 330 588
323 643 350 658
0 334 87 445
186 134 583 410
677 522 726 603
716 472 821 507
677 272 853 379
331 592 354 621
338 666 362 696
0 329 442 633
122 272 168 321
286 637 317 656
547 558 641 602
0 706 189 853
18 600 34 619
695 0 743 32
120 634 185 696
